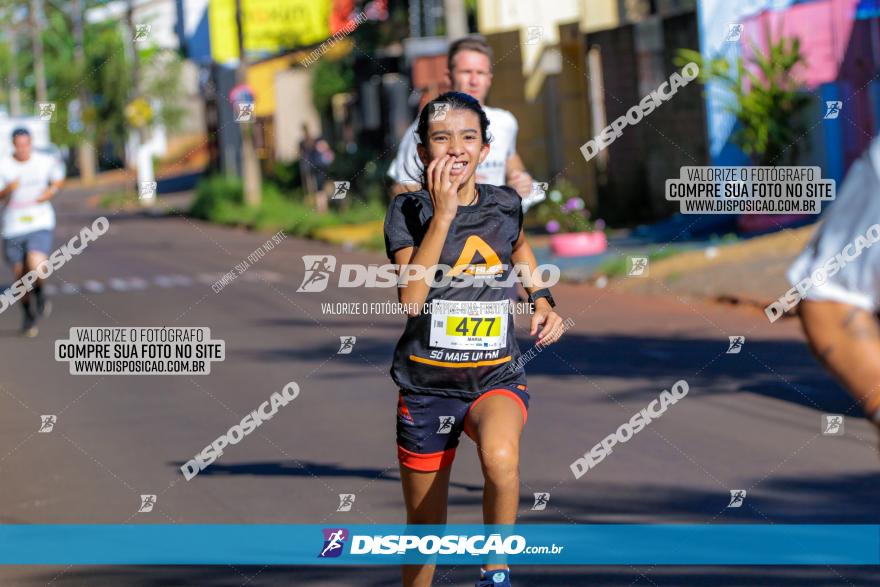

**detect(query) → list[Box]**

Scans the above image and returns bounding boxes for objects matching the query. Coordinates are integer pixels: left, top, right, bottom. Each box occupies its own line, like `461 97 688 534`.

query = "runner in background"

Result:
388 36 536 207
0 128 64 337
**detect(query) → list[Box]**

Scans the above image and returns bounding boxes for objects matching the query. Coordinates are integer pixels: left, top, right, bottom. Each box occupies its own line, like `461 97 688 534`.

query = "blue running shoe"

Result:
476 568 511 586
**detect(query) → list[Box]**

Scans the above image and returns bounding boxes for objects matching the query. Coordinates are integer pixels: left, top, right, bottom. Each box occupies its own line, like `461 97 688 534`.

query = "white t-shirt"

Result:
786 136 880 311
0 153 63 238
387 105 519 187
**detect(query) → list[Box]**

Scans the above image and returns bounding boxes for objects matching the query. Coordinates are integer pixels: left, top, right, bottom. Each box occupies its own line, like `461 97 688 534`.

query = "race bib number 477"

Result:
429 299 508 351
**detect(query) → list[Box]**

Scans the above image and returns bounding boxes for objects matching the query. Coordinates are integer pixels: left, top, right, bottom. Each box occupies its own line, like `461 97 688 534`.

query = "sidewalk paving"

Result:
532 223 817 311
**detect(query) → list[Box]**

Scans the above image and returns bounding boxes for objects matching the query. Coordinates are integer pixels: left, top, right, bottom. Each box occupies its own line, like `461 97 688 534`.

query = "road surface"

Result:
1 184 878 586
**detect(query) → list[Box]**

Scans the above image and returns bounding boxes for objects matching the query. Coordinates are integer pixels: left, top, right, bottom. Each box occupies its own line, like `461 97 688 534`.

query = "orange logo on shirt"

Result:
448 236 502 277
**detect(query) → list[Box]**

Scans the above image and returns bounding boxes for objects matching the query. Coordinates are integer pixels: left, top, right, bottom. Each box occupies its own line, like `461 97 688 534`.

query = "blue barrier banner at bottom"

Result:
0 525 877 565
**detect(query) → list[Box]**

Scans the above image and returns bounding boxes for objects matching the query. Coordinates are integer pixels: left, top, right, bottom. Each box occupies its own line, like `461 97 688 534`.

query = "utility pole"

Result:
234 0 261 206
444 0 467 40
126 0 155 204
29 0 47 103
6 20 21 116
71 0 95 184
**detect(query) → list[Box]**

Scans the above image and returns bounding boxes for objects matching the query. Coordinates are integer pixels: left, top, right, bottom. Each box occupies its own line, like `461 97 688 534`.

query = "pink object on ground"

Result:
737 214 809 234
549 231 608 257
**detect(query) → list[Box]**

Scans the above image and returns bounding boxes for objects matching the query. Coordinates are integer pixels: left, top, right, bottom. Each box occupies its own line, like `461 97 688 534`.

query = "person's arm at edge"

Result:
798 299 880 416
505 152 533 198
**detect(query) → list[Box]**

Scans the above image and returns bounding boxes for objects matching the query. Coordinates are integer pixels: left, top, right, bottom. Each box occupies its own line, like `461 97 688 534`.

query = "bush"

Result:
189 174 245 221
189 174 385 240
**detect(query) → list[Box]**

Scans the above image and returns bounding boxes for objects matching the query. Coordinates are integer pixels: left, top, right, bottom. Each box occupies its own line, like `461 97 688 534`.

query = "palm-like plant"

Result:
678 24 812 166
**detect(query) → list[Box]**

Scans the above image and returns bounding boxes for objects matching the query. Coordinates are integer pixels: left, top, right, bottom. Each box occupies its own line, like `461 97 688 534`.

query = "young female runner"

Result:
384 91 566 587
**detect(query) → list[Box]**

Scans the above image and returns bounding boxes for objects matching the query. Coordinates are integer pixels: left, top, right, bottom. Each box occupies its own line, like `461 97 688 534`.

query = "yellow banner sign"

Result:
209 0 332 64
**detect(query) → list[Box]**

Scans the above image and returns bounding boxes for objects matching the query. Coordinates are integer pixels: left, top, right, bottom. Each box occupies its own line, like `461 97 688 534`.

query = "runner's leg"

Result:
399 464 451 587
465 393 525 572
26 250 50 317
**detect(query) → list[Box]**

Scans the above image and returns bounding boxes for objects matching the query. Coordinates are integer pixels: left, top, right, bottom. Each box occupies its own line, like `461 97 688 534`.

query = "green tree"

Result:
677 25 812 166
0 1 184 169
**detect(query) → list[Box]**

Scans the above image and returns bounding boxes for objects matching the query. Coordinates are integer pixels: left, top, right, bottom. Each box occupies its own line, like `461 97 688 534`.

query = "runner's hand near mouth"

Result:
427 154 466 221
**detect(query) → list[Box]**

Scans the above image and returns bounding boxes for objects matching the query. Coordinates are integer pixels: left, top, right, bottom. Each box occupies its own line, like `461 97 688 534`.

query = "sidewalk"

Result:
539 224 816 310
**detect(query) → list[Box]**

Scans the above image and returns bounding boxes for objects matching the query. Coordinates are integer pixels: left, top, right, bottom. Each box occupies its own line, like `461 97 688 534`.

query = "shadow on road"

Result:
168 460 482 492
7 564 880 586
267 326 856 416
502 471 880 524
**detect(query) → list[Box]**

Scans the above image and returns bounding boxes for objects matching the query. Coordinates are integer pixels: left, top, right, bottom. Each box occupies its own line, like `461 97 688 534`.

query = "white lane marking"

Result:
42 271 286 296
83 280 105 293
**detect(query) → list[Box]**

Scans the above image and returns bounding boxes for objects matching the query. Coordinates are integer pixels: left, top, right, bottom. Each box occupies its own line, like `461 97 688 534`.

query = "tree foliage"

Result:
677 24 812 166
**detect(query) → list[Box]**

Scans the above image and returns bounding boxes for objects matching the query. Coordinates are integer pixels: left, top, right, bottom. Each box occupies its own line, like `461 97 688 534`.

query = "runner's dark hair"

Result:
406 91 492 188
11 128 30 142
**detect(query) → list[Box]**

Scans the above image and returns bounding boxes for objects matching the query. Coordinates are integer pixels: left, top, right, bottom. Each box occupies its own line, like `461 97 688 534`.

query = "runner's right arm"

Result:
0 179 19 199
393 156 462 315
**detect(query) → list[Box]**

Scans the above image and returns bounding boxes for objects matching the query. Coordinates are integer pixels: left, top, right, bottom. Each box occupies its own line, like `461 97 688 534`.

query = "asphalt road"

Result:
1 185 878 586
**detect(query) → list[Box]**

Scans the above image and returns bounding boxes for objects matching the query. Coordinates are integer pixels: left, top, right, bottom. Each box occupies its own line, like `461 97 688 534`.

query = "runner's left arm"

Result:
511 230 565 346
36 178 63 203
37 160 65 203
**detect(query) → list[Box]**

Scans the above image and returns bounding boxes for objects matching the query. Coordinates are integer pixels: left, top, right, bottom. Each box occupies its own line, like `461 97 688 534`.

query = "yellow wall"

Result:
579 0 620 33
246 39 352 118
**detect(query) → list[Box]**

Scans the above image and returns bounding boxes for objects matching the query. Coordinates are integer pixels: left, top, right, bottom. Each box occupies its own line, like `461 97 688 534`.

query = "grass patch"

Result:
597 247 687 278
98 190 139 210
188 174 386 240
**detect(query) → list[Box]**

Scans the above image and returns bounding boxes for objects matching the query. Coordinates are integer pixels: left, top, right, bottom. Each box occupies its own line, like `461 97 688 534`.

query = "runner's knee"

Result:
478 441 519 480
